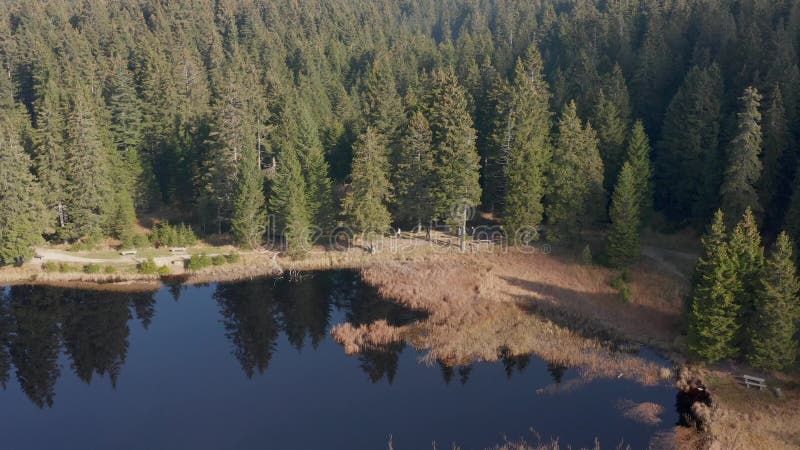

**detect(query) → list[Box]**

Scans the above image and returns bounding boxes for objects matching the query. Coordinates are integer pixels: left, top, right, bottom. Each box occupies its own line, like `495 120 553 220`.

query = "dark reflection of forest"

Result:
0 271 431 408
0 285 153 408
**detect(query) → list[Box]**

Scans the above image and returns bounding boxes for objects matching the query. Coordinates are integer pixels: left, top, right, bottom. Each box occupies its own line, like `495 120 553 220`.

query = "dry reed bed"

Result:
331 320 404 354
359 252 679 386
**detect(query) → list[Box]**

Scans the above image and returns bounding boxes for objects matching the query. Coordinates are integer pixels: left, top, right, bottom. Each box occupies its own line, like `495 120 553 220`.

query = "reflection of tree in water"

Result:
0 286 153 407
358 342 405 384
437 360 473 385
215 280 280 378
0 294 11 389
129 292 156 329
274 275 331 351
61 291 131 387
6 286 62 408
501 353 531 379
547 362 567 384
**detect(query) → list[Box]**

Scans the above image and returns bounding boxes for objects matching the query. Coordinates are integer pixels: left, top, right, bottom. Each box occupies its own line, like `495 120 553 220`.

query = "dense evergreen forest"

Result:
1 0 800 253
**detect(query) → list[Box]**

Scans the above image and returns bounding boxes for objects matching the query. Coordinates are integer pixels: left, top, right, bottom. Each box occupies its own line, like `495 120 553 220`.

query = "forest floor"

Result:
1 231 797 449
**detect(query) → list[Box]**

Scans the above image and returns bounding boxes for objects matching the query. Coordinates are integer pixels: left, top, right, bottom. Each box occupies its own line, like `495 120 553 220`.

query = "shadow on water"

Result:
0 271 422 406
0 272 683 449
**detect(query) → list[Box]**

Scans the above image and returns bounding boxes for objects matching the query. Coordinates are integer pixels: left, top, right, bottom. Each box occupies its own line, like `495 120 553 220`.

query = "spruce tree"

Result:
546 101 605 241
394 110 434 229
295 103 333 229
423 69 482 234
728 208 765 352
231 145 266 249
32 80 68 235
626 121 653 225
343 128 392 244
759 86 792 229
592 89 627 196
65 87 115 238
747 231 800 370
360 53 404 141
720 87 763 226
688 210 742 362
0 117 46 265
269 142 311 256
606 162 640 267
656 65 723 224
502 47 552 242
108 59 147 211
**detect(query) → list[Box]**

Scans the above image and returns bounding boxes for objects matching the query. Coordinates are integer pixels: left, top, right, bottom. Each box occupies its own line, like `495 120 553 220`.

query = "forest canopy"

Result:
1 0 800 259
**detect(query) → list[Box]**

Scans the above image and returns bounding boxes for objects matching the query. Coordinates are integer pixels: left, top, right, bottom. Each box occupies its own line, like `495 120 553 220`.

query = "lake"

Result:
0 271 676 450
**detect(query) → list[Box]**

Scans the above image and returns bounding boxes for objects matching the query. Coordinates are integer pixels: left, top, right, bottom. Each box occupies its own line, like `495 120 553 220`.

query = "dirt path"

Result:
641 245 698 281
33 248 190 267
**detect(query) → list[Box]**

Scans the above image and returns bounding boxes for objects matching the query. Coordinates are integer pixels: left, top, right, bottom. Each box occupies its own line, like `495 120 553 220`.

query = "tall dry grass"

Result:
359 252 680 386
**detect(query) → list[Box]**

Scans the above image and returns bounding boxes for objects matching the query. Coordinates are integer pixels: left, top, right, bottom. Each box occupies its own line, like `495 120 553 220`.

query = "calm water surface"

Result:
0 271 676 450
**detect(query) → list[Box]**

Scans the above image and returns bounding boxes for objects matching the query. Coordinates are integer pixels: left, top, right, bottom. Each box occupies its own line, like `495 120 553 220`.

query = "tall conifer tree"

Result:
546 101 605 241
502 47 552 241
607 162 640 267
688 210 741 362
747 232 800 370
343 128 392 244
720 87 763 225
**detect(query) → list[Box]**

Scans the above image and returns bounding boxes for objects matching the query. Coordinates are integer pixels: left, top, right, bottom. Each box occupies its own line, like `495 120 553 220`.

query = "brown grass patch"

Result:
616 399 665 425
331 320 404 354
358 251 680 386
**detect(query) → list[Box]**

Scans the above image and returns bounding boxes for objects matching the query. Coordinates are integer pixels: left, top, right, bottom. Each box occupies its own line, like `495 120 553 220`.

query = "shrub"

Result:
42 261 59 272
70 233 104 251
104 265 117 274
187 253 212 271
84 263 101 274
225 253 240 264
580 244 593 265
157 265 171 276
609 272 632 302
150 222 197 248
212 255 227 266
138 258 159 274
59 263 79 273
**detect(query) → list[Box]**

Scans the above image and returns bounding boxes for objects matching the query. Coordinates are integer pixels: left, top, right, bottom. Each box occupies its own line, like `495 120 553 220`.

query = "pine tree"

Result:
747 231 800 370
423 69 482 236
502 47 552 242
65 87 115 238
592 89 627 196
626 121 653 225
482 74 512 212
728 208 765 353
0 116 46 265
720 87 763 225
688 210 742 362
606 162 640 267
343 128 392 244
231 145 266 249
546 101 605 241
394 110 434 229
759 86 792 229
269 143 311 256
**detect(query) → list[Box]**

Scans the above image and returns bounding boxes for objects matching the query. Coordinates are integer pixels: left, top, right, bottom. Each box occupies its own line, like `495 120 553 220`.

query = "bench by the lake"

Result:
741 374 767 390
120 250 137 256
169 247 187 253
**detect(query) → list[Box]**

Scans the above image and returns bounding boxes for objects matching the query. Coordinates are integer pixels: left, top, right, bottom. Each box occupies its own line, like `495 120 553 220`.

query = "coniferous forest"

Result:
1 1 800 367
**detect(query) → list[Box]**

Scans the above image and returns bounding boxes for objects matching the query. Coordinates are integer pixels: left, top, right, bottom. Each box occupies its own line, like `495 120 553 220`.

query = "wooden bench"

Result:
742 374 767 390
169 247 187 253
120 250 137 256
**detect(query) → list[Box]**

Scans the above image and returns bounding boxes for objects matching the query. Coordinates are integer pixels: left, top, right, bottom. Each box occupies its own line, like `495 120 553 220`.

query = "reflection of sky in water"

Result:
0 272 675 450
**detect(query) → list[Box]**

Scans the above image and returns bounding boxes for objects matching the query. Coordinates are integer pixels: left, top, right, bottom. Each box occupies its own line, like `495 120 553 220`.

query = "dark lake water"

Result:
0 271 676 450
